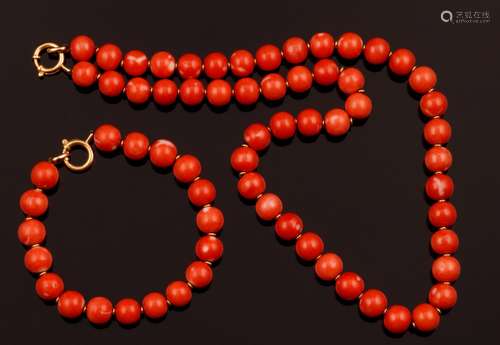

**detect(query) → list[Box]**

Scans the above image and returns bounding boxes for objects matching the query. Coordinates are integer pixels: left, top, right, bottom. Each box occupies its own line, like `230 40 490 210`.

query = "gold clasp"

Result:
51 133 94 172
33 42 70 78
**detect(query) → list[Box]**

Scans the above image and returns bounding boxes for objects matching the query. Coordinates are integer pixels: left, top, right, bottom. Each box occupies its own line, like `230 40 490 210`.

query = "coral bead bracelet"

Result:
18 124 224 326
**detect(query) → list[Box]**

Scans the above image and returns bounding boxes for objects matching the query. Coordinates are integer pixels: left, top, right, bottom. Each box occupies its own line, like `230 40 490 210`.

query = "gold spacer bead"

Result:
256 193 264 199
204 261 213 266
203 203 212 208
241 143 249 148
275 213 282 220
186 281 194 289
175 154 182 160
193 176 201 182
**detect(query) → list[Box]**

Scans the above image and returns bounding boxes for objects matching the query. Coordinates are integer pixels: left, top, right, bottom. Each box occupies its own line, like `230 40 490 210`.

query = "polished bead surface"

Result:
295 232 324 261
94 124 122 152
123 50 148 76
195 235 224 262
428 283 457 310
96 43 122 70
152 79 178 106
20 189 48 217
261 73 287 101
337 32 363 59
142 292 168 319
203 52 228 79
275 212 303 241
24 246 52 273
256 44 282 71
178 53 202 79
313 59 339 86
243 123 271 151
345 93 372 120
287 66 313 93
150 51 176 78
31 161 59 190
428 201 457 227
57 290 85 319
364 37 391 65
70 35 95 61
423 118 452 145
185 261 213 288
314 252 343 281
309 32 335 58
166 281 192 307
149 139 177 168
424 146 453 172
115 298 141 325
412 303 440 332
72 62 98 88
230 50 255 77
173 154 202 183
255 193 283 221
431 229 459 254
388 48 416 76
86 296 113 325
338 67 365 94
98 70 125 97
188 179 216 207
282 37 308 64
359 289 388 318
206 79 232 106
125 77 151 104
196 206 224 234
425 174 454 200
432 255 461 282
179 79 205 106
409 66 437 94
123 132 149 160
35 273 64 301
231 146 259 172
234 78 260 105
420 91 448 117
335 272 365 301
269 111 296 140
238 172 266 200
384 305 411 333
17 218 46 246
324 108 351 136
297 108 323 136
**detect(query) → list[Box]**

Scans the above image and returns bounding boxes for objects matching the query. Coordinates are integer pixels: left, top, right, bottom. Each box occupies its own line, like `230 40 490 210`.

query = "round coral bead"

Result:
432 256 461 282
409 66 437 94
335 272 365 301
359 289 388 318
57 290 85 319
313 59 339 86
314 252 343 281
424 146 452 172
338 67 365 94
150 51 176 78
152 79 178 106
261 73 287 101
115 298 141 325
185 261 213 288
149 139 177 168
72 62 98 88
123 50 148 76
203 52 228 79
173 155 202 183
269 111 296 140
188 179 216 207
123 132 149 160
428 283 457 310
35 273 64 300
166 281 192 307
96 43 122 70
324 108 351 136
230 50 255 77
256 44 282 71
234 78 260 105
231 146 259 172
31 161 59 190
256 193 283 221
287 66 313 93
195 235 224 262
425 174 454 200
420 91 448 117
424 118 452 145
383 305 411 333
243 123 271 151
20 189 48 217
297 108 323 136
125 77 151 104
24 246 52 273
206 79 232 107
196 207 224 234
17 219 46 246
238 172 266 200
179 79 205 106
275 212 303 241
428 201 457 228
345 93 372 120
388 48 416 76
309 32 335 58
412 303 440 332
142 292 168 319
94 124 122 152
337 32 363 60
98 70 125 97
282 37 308 64
178 53 202 79
296 232 324 261
86 296 113 325
431 229 459 254
70 35 95 61
364 37 391 65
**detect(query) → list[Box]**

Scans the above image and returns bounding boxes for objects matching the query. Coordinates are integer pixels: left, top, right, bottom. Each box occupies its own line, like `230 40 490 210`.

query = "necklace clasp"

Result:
51 133 94 172
32 42 70 78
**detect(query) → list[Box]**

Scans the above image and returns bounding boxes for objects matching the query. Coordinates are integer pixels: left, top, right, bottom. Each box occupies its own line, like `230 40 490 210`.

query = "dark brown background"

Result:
1 0 498 344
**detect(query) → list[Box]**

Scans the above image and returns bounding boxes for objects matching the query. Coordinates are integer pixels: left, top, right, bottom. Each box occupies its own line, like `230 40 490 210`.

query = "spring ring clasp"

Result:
32 42 70 78
50 133 94 172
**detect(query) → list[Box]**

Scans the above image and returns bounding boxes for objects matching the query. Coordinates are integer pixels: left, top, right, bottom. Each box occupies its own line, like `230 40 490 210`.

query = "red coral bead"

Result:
35 273 64 301
309 32 335 58
287 66 313 93
428 201 457 227
17 219 46 246
275 212 303 241
188 179 216 207
123 50 148 76
338 67 365 94
94 124 122 152
256 193 283 221
425 174 454 200
428 283 457 310
230 49 255 77
125 77 151 104
178 53 202 79
295 232 324 261
234 78 260 105
70 35 95 61
424 146 452 172
57 290 85 319
383 305 411 333
196 207 224 234
206 79 232 106
420 91 448 117
412 303 440 332
432 256 461 282
179 79 205 106
409 66 437 94
149 139 177 168
20 189 48 217
173 155 202 183
324 108 351 136
96 43 122 70
256 44 282 71
359 289 388 318
282 37 308 64
142 292 168 319
86 296 113 325
195 235 224 262
150 51 176 78
123 132 149 160
297 108 322 136
31 161 59 190
431 229 459 254
185 261 213 288
166 281 192 307
231 146 259 172
72 62 98 88
238 172 266 200
24 246 52 273
98 70 125 97
388 48 416 76
261 73 287 101
243 123 271 151
364 37 391 65
337 32 363 60
314 252 343 280
313 59 339 86
115 298 141 325
335 272 365 301
424 118 452 145
269 111 296 140
345 93 372 120
203 52 228 79
152 79 178 106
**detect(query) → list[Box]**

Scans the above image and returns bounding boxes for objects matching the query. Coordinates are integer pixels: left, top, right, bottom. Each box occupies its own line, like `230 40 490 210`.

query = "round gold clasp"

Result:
51 133 94 172
33 42 70 78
